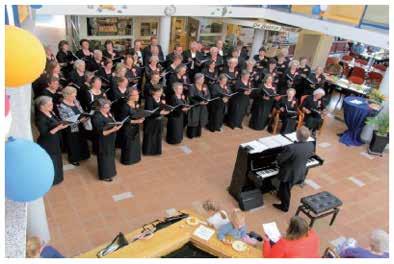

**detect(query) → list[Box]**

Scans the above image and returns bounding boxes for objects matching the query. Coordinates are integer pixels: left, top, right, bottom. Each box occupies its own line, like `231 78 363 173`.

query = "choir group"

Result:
33 36 329 185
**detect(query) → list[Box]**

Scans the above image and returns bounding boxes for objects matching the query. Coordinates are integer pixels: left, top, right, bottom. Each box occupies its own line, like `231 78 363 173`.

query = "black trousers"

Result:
278 181 292 211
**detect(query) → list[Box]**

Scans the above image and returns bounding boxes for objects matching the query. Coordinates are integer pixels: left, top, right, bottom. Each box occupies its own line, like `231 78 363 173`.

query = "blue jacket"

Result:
217 222 247 241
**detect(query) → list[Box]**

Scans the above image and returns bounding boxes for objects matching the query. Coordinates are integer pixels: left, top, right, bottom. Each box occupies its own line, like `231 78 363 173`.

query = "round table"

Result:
339 96 373 146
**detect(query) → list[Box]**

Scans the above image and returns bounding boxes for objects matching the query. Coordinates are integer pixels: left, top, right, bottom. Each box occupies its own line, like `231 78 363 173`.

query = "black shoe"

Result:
337 133 344 137
273 203 288 212
103 178 113 182
71 162 80 166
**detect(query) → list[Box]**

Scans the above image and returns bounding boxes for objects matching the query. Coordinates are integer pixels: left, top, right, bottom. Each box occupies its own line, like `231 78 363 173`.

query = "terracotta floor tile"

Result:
42 114 389 257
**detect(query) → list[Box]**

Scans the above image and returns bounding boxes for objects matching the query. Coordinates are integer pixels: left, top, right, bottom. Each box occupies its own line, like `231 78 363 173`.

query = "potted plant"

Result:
367 89 385 105
365 113 389 156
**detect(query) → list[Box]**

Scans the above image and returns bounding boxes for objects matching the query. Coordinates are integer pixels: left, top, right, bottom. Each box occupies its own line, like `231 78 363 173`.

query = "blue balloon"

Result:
312 5 321 15
5 138 54 202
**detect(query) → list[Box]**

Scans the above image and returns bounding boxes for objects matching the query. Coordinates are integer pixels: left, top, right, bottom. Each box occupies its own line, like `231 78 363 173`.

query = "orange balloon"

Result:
5 25 46 87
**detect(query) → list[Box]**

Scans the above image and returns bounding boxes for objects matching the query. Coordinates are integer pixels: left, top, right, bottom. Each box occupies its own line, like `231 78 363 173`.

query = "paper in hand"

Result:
262 222 281 243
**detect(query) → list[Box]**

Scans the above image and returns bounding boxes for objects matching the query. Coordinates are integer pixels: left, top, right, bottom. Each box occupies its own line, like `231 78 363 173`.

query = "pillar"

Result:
379 67 389 113
159 15 172 57
293 29 334 69
251 28 265 57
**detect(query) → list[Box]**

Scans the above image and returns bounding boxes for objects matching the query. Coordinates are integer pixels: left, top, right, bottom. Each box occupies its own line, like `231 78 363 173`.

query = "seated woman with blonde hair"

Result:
26 236 64 258
202 200 230 230
217 209 259 246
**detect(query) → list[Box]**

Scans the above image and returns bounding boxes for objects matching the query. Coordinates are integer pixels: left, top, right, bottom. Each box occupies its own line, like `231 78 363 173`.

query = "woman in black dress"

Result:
305 66 326 96
301 88 327 133
166 64 187 97
75 39 93 61
249 74 277 130
280 60 301 97
207 74 232 132
186 73 210 138
253 47 269 70
142 85 170 155
261 59 280 87
123 54 141 90
119 89 144 165
68 59 86 98
144 56 162 82
201 60 219 87
102 40 119 61
107 76 130 120
34 96 69 185
221 57 239 87
245 59 261 88
58 86 91 166
91 98 122 182
296 57 312 98
278 88 298 134
96 58 113 89
56 40 75 78
38 76 62 108
226 70 252 129
144 72 161 99
166 82 190 144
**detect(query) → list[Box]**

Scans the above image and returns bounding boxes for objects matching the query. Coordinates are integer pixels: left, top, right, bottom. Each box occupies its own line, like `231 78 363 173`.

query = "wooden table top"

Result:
79 210 262 258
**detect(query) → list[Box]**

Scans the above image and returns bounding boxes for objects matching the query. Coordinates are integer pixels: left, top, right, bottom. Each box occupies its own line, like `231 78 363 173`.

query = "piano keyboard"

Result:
256 158 321 179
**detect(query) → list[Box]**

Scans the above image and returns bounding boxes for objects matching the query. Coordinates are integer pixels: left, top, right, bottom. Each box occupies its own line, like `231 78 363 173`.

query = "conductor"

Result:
273 126 315 212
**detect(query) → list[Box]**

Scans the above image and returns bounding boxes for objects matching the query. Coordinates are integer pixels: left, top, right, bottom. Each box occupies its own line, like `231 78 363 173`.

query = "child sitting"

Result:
217 209 258 245
202 200 230 230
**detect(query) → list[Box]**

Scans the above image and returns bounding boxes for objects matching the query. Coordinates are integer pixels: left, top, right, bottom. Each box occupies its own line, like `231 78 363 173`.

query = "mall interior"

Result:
4 4 390 259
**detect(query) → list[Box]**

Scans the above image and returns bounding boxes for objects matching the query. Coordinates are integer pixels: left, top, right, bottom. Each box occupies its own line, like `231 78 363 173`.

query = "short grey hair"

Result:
194 73 204 81
74 59 85 69
62 86 77 98
172 82 183 91
289 60 299 68
313 88 325 97
34 96 52 109
228 57 238 65
93 49 102 56
370 229 389 253
287 88 296 95
296 126 311 142
149 55 159 63
246 59 256 66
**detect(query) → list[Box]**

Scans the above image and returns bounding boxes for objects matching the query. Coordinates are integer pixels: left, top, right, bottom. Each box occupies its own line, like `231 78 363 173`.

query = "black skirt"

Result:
50 153 64 185
64 128 90 163
166 114 184 144
187 125 202 139
142 117 163 155
249 98 274 130
226 94 249 128
280 113 298 134
120 125 141 165
207 99 225 132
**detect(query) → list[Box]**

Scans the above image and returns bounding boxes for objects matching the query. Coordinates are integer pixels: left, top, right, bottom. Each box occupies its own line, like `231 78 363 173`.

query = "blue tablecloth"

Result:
340 96 372 146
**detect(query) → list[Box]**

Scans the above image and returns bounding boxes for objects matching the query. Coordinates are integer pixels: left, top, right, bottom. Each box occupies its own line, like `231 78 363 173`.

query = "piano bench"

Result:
295 191 343 228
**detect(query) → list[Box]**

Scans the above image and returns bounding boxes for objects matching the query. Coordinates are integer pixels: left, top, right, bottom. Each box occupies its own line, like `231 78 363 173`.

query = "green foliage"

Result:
367 89 386 104
366 113 389 136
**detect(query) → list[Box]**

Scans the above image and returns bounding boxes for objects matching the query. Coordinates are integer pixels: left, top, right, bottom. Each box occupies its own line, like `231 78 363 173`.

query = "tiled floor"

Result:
43 110 389 257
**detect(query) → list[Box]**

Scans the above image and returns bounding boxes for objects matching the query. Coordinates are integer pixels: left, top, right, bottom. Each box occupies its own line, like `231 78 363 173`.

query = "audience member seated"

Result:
202 200 230 230
26 236 64 258
217 209 258 246
263 216 320 258
339 229 389 258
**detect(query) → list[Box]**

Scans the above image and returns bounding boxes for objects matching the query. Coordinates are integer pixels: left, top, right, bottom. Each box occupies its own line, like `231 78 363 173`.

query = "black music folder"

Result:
262 88 279 97
220 91 239 97
286 74 294 81
103 116 129 130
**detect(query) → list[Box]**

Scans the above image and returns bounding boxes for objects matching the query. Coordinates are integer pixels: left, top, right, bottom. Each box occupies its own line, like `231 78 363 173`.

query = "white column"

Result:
159 16 172 57
251 28 265 58
379 67 389 113
27 198 51 243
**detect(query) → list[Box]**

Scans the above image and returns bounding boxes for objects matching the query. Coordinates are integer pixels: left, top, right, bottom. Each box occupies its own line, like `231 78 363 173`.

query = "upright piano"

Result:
228 133 324 206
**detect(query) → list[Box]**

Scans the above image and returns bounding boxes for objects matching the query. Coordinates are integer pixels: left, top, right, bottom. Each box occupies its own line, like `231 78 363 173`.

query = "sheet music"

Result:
65 114 80 123
193 225 215 241
284 132 314 142
241 140 269 154
257 137 282 149
270 134 293 146
262 222 281 243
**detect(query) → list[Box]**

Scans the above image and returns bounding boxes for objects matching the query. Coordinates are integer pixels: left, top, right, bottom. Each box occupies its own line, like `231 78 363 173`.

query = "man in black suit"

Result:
129 39 144 66
273 126 315 212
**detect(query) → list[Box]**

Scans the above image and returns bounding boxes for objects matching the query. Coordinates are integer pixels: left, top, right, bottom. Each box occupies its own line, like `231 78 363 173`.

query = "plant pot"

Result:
368 130 389 156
